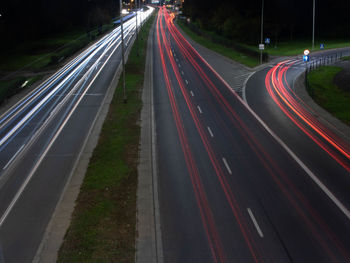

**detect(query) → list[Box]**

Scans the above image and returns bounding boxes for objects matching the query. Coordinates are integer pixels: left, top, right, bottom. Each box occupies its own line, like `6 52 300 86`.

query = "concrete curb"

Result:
294 71 350 145
33 26 138 263
136 12 163 263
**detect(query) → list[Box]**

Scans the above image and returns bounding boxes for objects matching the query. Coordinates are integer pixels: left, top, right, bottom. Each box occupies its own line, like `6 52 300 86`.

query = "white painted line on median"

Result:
197 106 202 114
185 80 189 85
3 144 25 170
207 127 214 138
222 158 232 175
247 208 264 238
190 91 194 97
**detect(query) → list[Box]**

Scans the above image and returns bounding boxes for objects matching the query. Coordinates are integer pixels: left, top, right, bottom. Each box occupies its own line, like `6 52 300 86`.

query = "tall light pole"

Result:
120 0 127 103
312 0 315 50
135 0 139 56
260 0 264 64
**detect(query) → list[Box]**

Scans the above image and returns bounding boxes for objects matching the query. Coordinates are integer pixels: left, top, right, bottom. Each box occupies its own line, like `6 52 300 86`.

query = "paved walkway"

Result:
175 24 253 96
334 60 350 92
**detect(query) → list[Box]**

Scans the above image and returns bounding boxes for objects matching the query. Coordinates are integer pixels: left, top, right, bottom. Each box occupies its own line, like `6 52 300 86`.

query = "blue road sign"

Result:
303 55 310 62
320 43 325 50
265 38 270 44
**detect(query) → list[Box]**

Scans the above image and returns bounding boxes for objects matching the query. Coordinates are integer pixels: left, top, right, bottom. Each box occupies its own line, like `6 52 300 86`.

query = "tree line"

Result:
0 0 121 45
183 0 350 44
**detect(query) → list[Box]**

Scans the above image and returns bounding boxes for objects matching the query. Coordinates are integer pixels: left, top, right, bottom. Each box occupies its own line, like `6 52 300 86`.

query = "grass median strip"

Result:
57 12 156 263
307 66 350 125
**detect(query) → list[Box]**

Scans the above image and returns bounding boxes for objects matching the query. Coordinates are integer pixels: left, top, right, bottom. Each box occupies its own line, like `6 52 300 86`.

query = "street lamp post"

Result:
120 0 127 103
260 0 264 64
312 0 315 50
135 0 139 56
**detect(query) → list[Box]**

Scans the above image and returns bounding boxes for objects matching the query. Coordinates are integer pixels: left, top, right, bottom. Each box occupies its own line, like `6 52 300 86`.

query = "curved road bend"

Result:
0 8 153 263
154 7 350 263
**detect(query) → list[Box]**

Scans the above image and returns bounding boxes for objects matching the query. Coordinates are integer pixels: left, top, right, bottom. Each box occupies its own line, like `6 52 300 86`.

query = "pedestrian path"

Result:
175 24 252 96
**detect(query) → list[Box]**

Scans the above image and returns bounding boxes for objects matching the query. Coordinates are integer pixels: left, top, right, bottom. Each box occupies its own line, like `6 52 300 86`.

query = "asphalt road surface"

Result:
154 7 350 263
0 8 153 263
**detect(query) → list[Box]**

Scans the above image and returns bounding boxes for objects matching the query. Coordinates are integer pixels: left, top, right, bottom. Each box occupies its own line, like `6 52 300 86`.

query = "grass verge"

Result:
0 24 115 72
57 12 156 263
0 75 43 105
176 20 260 68
0 23 116 107
307 66 350 125
246 40 350 57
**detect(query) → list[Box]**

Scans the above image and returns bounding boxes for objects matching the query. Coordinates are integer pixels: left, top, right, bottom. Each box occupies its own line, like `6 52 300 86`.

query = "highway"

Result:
153 7 350 263
0 7 153 263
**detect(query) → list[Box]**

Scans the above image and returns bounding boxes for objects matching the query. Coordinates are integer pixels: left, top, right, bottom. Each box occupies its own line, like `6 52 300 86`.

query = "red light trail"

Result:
155 6 350 262
265 61 350 172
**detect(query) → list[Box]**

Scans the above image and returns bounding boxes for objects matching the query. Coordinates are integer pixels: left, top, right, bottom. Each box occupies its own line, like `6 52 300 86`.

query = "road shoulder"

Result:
136 13 163 263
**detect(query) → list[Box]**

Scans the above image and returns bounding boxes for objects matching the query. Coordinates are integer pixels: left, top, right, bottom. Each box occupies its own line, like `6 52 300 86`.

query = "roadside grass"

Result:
0 25 114 71
176 20 260 68
342 56 350 61
0 23 116 108
0 75 43 105
57 11 156 263
307 66 350 125
248 40 350 57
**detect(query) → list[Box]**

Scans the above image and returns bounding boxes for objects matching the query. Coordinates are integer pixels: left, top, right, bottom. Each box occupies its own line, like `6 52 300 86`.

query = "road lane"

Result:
0 7 154 262
154 7 350 263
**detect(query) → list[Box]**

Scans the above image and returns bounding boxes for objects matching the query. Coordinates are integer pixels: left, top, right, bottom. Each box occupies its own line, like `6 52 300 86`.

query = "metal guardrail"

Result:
305 52 343 96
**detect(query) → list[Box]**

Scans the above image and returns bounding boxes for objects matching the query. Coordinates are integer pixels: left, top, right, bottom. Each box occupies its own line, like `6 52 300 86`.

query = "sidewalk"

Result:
175 23 253 96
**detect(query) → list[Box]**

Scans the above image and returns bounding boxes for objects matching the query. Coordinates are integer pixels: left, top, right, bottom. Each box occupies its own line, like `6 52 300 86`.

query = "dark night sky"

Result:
1 0 350 44
0 0 121 42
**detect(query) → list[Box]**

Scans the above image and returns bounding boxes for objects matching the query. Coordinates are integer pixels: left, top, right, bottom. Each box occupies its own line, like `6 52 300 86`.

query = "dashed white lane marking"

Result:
207 127 214 138
178 64 181 68
190 91 194 97
3 144 25 170
222 158 232 175
247 208 264 238
197 106 202 114
181 70 184 75
185 80 189 85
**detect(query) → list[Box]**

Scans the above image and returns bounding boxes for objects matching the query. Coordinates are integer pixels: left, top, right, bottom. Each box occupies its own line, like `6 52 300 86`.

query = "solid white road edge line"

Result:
183 37 350 221
3 144 25 170
242 72 255 103
0 27 126 227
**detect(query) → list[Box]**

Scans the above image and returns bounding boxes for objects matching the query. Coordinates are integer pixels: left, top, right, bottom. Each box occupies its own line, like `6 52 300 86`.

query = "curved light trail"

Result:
155 6 350 262
265 61 350 172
